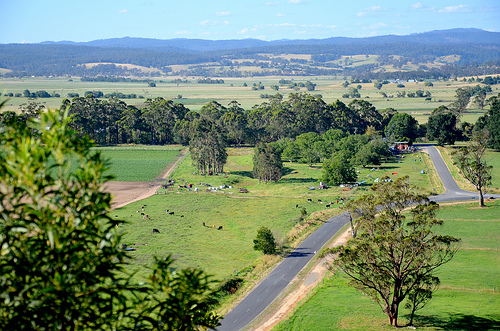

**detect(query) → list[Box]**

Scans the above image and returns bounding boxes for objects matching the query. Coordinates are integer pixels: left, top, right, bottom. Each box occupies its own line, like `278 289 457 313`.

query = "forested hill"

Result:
39 28 500 51
0 28 499 77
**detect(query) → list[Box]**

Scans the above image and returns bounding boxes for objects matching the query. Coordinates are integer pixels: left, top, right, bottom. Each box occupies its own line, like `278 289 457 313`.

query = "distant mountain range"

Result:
37 28 500 53
0 28 499 78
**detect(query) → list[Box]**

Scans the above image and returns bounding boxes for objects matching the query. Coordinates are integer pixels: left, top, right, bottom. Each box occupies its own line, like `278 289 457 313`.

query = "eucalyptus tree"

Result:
252 142 283 184
190 117 228 175
453 130 492 207
326 177 460 327
221 101 247 147
143 97 189 145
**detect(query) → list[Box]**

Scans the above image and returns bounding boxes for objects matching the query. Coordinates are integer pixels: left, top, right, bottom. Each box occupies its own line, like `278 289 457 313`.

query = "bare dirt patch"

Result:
104 149 187 209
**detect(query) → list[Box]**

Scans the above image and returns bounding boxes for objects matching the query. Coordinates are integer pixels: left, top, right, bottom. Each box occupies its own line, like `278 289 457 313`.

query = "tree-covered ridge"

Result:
0 29 499 77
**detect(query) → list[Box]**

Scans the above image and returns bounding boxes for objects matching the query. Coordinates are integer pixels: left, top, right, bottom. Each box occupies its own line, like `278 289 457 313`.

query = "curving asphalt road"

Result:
422 145 500 203
215 144 499 331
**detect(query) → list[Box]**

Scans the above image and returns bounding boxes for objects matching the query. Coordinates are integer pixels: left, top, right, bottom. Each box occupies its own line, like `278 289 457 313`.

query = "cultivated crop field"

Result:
110 146 436 283
95 145 183 181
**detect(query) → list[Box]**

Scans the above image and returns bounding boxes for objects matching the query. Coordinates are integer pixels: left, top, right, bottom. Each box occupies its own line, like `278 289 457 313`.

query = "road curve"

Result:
215 144 499 331
422 145 500 202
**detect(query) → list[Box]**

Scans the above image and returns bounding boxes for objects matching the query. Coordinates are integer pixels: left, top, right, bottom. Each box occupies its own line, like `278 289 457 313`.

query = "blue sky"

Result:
0 0 498 43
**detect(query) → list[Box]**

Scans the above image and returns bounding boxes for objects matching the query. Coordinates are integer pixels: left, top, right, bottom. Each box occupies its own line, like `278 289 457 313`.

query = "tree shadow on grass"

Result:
279 177 318 184
282 167 294 176
230 170 254 178
411 313 500 330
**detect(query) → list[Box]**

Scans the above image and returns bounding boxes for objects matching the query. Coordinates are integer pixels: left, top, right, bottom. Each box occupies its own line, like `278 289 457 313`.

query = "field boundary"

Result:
109 148 188 210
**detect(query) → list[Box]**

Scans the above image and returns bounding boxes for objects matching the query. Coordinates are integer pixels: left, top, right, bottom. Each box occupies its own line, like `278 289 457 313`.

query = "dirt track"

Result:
104 149 187 209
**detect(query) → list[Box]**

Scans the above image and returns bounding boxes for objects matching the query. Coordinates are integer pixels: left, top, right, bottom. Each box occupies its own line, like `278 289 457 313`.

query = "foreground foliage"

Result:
323 177 460 327
0 108 221 330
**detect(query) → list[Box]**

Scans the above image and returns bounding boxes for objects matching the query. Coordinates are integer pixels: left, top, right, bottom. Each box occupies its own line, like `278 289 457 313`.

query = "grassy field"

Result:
439 145 500 194
272 150 500 330
1 75 498 122
110 146 436 283
272 199 500 331
95 145 183 181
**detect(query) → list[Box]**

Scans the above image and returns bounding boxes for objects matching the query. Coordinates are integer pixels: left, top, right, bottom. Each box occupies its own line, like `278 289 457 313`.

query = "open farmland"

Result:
95 145 183 182
273 198 500 330
110 146 436 283
1 74 498 126
272 150 500 330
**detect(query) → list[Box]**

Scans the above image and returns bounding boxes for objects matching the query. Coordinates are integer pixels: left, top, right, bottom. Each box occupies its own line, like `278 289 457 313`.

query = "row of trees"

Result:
50 93 393 147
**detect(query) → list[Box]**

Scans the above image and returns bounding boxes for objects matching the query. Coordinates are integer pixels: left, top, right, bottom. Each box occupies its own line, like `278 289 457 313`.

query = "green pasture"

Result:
111 146 435 283
96 145 183 181
273 199 500 331
440 146 500 193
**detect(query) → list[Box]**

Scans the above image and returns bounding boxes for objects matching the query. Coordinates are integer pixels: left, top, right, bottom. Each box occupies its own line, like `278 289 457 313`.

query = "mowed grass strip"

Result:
273 199 500 330
95 145 183 181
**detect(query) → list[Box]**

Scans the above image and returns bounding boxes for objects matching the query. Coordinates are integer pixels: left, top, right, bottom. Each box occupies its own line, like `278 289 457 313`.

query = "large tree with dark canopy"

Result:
0 107 221 330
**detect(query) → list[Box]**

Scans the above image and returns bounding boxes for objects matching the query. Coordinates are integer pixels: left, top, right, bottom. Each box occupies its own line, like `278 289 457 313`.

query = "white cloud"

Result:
216 11 231 16
411 3 423 10
266 1 280 5
277 13 286 17
287 0 302 3
175 31 192 36
357 6 382 17
326 25 337 29
238 28 249 34
364 23 388 30
439 5 469 13
118 9 128 13
199 19 228 26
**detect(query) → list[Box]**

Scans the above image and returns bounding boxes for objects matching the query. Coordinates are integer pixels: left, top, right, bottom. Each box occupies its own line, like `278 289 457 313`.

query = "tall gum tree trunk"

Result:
478 187 484 207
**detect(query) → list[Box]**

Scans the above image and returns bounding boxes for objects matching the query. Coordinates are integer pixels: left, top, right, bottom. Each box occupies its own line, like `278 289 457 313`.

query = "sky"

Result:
0 0 498 44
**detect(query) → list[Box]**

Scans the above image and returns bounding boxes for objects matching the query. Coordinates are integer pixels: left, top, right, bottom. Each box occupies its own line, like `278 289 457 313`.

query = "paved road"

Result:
215 144 499 331
422 145 500 202
216 212 350 331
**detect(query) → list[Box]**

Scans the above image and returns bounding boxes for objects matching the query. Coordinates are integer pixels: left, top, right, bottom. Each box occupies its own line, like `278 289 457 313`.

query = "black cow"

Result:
153 228 160 234
218 226 223 230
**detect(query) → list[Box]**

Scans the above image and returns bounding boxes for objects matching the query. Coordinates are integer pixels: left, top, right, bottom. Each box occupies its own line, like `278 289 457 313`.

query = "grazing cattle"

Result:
169 212 174 215
318 199 322 203
141 212 145 216
153 229 160 234
213 225 215 228
218 226 223 230
307 198 312 202
202 222 206 227
295 204 298 208
180 215 184 218
326 204 331 208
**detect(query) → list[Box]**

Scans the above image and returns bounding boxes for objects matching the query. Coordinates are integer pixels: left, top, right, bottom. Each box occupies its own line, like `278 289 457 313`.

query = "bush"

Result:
253 226 276 254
